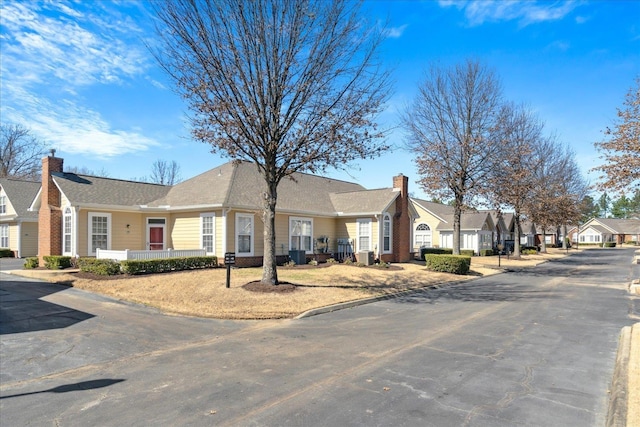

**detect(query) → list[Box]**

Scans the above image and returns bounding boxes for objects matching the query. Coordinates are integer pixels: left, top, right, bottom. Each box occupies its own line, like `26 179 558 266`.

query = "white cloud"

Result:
0 0 159 157
439 0 580 27
386 24 409 39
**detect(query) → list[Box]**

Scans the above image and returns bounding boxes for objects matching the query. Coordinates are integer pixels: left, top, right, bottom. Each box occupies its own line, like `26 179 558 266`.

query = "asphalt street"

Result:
1 248 638 426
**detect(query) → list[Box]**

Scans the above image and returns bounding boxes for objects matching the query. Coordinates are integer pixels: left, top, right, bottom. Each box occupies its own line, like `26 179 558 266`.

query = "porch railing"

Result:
96 248 207 261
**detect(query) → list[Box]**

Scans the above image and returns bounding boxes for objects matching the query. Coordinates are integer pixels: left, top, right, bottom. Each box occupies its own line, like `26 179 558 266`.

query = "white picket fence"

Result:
96 248 207 261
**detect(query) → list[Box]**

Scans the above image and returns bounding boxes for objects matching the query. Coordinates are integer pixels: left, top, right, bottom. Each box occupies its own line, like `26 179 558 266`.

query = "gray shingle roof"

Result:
330 188 398 215
150 161 372 215
0 178 40 219
410 198 454 220
52 173 171 207
592 218 640 234
436 212 493 231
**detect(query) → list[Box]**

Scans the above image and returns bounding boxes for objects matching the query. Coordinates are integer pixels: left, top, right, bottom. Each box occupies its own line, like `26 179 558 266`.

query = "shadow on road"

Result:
0 278 95 335
0 379 126 399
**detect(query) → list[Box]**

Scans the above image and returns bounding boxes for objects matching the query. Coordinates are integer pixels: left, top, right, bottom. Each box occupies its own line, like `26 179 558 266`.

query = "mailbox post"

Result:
224 252 235 288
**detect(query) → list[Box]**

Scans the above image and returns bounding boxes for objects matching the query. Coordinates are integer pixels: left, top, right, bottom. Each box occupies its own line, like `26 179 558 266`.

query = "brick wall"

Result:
392 174 411 263
38 156 64 265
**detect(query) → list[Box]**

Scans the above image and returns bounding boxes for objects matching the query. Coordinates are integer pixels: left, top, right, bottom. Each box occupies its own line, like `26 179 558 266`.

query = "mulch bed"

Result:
242 281 297 293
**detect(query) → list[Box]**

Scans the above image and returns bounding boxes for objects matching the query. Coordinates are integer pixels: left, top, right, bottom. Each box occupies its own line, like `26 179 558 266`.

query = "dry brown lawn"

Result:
45 249 572 320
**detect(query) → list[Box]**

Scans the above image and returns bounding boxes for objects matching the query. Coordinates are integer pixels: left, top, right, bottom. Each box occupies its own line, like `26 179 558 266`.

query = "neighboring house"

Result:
410 198 453 251
410 199 510 255
514 218 537 247
436 211 495 255
535 226 559 247
570 218 640 245
0 178 40 257
32 155 414 266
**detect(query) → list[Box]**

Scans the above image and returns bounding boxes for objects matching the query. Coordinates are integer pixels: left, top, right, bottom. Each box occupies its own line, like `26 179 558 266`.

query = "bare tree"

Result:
592 77 640 194
152 0 390 285
402 59 502 255
0 123 47 180
490 103 545 258
65 165 111 177
150 159 181 185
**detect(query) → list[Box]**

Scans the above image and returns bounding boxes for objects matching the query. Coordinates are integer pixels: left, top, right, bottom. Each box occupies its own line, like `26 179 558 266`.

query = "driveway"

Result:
0 257 25 271
0 248 637 426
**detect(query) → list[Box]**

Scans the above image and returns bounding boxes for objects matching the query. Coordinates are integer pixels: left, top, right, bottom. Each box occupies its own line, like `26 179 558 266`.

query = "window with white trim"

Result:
236 213 253 255
63 207 72 254
201 213 216 254
0 224 8 247
357 218 371 251
414 223 431 248
88 212 110 255
290 217 313 252
382 213 392 253
0 195 6 214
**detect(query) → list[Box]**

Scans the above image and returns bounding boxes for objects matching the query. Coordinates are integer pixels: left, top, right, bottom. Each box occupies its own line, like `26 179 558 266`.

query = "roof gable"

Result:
0 178 40 219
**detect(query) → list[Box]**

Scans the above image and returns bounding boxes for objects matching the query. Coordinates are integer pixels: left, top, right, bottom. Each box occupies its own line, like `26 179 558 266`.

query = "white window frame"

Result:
289 217 313 253
414 223 432 249
88 212 111 256
200 212 216 255
357 218 372 251
63 207 73 255
236 213 254 256
0 195 6 214
0 224 8 247
382 213 392 253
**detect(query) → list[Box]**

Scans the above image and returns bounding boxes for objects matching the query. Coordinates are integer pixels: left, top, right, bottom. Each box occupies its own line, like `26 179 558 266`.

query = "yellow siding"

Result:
112 212 145 251
170 214 200 250
8 222 18 251
77 211 88 255
274 214 290 256
2 188 17 216
412 204 443 248
21 222 38 257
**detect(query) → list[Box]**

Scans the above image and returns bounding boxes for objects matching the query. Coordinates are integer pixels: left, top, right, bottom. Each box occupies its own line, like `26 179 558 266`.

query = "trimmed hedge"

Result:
43 255 72 270
425 254 471 275
420 248 453 259
0 248 13 258
460 249 475 257
479 249 493 256
121 256 218 275
603 242 617 248
78 258 122 276
522 249 537 255
24 257 39 269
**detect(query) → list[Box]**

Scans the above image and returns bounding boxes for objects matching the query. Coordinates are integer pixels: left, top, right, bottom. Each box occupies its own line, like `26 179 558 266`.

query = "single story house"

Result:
32 155 415 266
569 218 640 245
411 198 510 255
0 178 40 257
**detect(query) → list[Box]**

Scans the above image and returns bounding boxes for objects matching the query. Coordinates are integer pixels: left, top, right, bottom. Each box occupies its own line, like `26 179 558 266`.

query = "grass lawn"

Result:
45 249 571 319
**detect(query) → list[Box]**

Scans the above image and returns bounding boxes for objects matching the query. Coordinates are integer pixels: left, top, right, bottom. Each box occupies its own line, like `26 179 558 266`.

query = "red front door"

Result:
149 226 164 250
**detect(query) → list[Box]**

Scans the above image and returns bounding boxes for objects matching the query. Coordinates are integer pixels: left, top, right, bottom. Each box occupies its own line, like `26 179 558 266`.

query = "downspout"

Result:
17 221 22 258
222 208 230 256
377 214 382 261
74 207 80 257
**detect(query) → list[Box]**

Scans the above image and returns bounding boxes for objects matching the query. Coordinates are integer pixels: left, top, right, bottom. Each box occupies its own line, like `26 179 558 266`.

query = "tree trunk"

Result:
512 212 522 259
562 224 568 249
453 195 463 255
261 180 279 285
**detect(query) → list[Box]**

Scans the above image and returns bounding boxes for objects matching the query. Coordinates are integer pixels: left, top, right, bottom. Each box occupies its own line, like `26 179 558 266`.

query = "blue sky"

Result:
1 0 638 200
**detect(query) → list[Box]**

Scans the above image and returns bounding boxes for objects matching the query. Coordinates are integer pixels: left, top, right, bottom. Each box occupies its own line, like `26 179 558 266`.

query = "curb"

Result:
607 326 631 427
294 281 467 319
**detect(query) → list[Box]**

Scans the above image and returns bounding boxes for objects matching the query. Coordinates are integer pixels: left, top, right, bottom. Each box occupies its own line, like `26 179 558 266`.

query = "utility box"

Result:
359 250 374 266
288 250 306 265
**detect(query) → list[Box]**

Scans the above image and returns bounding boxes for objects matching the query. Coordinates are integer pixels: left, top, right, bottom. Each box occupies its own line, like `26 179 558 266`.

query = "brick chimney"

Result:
392 174 411 262
38 153 64 265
